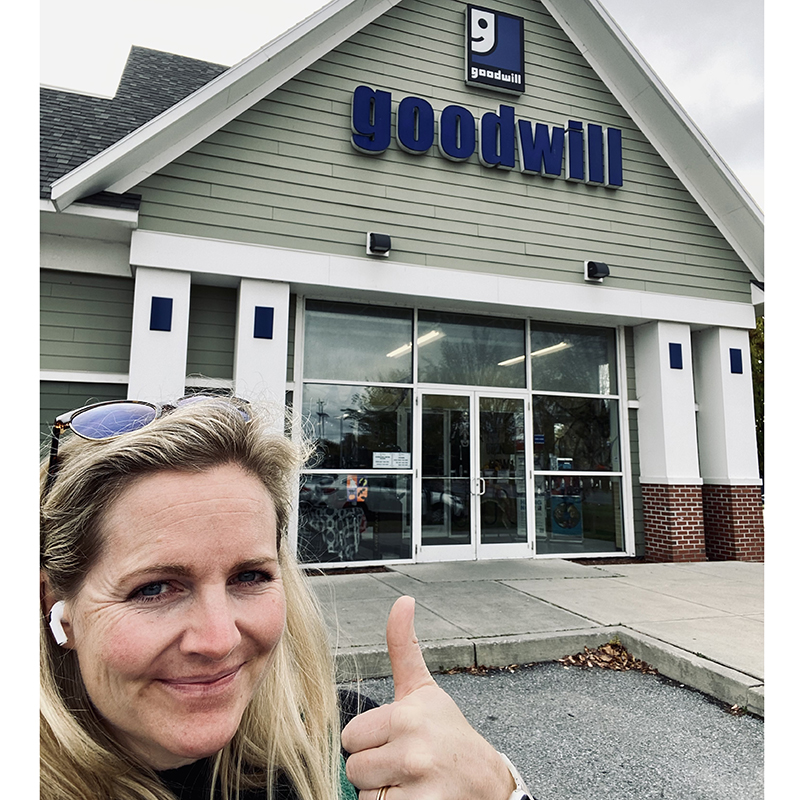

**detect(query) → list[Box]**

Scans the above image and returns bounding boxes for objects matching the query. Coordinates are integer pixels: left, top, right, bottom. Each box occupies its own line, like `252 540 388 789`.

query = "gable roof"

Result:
44 0 763 282
40 46 228 200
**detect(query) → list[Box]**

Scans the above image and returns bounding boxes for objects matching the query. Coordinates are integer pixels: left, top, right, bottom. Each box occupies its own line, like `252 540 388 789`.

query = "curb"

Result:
613 627 764 717
333 627 764 718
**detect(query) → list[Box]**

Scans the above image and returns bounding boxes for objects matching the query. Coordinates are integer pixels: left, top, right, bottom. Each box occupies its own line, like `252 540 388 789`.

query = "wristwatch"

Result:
499 753 535 800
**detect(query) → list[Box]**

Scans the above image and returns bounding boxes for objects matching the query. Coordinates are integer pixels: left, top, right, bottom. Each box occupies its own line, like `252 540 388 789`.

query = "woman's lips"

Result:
157 666 242 695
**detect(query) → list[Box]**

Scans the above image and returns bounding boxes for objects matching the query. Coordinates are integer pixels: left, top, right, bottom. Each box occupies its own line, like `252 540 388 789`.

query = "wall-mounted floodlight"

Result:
584 260 610 283
367 232 391 257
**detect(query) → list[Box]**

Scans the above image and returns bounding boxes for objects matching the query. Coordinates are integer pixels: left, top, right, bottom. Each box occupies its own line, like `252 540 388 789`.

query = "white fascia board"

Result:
49 0 400 212
750 282 764 315
130 230 756 331
40 198 138 227
541 0 763 282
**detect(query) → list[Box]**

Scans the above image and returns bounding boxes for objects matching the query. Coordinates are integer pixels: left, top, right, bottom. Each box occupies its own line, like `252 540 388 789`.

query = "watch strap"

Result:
499 753 534 800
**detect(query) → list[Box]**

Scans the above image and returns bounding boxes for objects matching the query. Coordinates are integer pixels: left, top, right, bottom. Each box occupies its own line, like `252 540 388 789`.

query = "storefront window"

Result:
304 300 413 383
530 323 617 394
418 310 526 388
302 383 411 469
534 475 624 554
533 396 620 472
299 301 627 563
529 322 624 556
300 300 414 564
297 473 412 562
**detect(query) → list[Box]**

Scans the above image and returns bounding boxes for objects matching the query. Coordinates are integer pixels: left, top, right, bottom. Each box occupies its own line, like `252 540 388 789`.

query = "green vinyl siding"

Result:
135 0 753 304
625 327 637 400
287 293 297 384
41 270 133 373
39 381 128 455
186 284 237 380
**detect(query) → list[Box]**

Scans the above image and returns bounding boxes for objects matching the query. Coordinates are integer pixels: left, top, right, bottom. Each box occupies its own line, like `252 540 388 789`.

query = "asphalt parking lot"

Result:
351 661 764 800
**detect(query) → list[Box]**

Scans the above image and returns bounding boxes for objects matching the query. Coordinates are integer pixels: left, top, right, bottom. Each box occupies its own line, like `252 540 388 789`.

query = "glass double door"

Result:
418 391 530 561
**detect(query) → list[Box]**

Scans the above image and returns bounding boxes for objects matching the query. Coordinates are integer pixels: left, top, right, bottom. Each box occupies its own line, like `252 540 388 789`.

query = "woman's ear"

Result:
41 572 72 648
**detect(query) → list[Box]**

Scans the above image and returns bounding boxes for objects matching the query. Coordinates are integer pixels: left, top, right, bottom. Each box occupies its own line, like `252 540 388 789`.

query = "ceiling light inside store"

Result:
498 354 526 367
531 342 572 358
498 341 572 366
386 329 445 358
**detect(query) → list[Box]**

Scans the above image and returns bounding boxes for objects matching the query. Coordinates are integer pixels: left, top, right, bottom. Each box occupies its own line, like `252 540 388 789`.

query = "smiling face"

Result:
61 463 286 770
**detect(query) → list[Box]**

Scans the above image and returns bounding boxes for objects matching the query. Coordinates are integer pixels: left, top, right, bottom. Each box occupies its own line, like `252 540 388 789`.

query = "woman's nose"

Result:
180 593 242 660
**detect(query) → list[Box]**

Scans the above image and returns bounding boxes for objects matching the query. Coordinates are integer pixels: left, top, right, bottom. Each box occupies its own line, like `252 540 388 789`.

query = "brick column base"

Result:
642 484 706 562
702 484 764 561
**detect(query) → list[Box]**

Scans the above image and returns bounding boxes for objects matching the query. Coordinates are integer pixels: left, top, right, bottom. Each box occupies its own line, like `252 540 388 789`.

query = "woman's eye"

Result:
132 582 173 602
233 571 271 586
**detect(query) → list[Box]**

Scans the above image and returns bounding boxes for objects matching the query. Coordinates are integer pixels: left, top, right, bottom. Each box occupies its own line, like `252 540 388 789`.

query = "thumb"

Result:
386 596 435 701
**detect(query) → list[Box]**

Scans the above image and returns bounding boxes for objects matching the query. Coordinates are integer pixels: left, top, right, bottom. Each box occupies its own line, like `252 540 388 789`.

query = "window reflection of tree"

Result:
432 336 523 388
530 326 615 395
480 401 523 469
311 386 411 470
418 312 525 388
534 396 617 471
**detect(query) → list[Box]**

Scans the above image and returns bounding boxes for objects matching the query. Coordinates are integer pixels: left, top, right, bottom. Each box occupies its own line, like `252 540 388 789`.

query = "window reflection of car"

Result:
361 477 409 516
421 486 468 525
300 475 409 516
299 474 345 509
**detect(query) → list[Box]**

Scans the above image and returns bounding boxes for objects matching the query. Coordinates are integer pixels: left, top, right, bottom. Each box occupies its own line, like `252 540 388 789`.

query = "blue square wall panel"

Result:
730 348 744 374
149 297 173 331
254 306 275 339
669 342 683 370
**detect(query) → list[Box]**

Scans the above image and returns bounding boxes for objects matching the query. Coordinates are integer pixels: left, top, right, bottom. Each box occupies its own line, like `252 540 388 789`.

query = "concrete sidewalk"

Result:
308 558 764 717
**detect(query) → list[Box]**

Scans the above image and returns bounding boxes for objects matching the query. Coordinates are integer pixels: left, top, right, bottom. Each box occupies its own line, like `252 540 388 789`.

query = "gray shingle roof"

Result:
41 46 228 202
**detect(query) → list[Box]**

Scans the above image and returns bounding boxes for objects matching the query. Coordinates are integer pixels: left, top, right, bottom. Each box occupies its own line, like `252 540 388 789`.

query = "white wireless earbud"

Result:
49 600 68 646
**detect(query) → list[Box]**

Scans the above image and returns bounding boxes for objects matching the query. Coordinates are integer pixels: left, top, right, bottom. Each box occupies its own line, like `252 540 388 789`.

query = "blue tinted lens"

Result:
70 403 158 440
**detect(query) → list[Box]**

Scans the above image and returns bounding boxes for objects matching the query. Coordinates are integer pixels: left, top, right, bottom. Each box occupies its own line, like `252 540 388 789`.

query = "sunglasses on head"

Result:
44 395 250 496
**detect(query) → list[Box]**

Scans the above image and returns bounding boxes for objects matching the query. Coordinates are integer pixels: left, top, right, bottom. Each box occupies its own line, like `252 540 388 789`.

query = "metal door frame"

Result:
415 388 533 562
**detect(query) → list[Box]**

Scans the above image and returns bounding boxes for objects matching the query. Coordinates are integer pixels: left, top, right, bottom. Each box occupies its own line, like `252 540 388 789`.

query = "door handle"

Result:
477 477 486 496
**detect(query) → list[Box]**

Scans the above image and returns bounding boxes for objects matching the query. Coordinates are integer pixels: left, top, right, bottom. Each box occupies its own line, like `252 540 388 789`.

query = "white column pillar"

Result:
692 326 763 562
233 278 290 406
633 321 701 484
692 327 760 485
128 267 191 403
634 320 705 561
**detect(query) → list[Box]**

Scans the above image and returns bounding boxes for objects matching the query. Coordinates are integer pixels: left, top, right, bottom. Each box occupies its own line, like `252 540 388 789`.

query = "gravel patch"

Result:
348 661 763 800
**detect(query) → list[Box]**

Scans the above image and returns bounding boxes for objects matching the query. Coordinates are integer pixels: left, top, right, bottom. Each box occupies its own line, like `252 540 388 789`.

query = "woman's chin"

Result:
128 721 241 771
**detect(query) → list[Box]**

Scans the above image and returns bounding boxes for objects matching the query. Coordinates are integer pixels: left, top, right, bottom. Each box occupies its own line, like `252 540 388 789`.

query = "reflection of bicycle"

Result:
423 488 469 528
552 500 581 529
481 488 513 529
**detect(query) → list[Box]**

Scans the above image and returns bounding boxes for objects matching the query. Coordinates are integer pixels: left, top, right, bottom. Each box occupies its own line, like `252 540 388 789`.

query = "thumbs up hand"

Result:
341 596 516 800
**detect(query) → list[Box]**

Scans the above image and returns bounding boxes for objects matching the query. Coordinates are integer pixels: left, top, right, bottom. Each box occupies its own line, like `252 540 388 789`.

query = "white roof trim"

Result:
49 0 401 211
40 198 139 226
130 228 757 331
49 0 763 282
541 0 763 281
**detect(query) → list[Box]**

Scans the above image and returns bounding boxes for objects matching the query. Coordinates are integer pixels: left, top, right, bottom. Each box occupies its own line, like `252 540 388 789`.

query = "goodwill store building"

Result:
40 0 764 567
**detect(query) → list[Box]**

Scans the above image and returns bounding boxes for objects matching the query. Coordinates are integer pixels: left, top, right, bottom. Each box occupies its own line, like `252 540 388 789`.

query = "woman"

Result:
40 397 532 800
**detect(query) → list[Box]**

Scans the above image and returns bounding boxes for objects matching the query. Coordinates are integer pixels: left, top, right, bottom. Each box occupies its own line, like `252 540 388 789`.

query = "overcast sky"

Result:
39 0 764 209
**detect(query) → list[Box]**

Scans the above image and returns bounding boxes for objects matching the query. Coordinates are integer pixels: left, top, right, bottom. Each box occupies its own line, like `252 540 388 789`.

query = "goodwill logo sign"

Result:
466 5 525 94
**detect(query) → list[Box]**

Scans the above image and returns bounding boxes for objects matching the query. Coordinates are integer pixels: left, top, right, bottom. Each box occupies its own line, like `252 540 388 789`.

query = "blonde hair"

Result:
40 399 341 800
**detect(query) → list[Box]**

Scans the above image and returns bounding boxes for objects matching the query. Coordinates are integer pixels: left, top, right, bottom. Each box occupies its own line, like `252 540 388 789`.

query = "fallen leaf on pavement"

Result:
558 642 658 675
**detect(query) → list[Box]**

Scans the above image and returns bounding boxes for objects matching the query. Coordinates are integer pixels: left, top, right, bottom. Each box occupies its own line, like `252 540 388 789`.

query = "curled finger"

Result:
345 742 400 792
342 703 393 754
